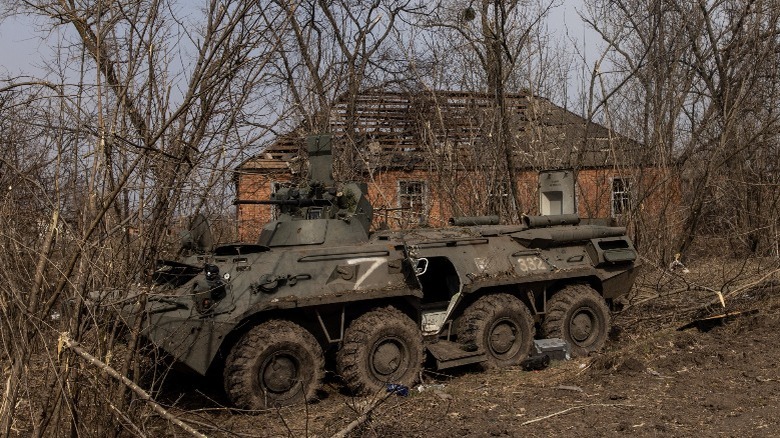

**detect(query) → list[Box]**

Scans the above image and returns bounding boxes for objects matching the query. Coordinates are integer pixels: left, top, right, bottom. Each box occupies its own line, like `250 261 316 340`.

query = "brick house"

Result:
235 90 678 243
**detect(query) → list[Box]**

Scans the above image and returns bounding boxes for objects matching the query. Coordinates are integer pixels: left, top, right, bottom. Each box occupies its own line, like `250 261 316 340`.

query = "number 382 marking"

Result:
517 256 547 272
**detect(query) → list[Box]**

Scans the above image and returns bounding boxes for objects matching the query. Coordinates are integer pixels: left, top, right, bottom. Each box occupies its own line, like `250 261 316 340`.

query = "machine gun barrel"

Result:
234 198 333 207
449 216 500 226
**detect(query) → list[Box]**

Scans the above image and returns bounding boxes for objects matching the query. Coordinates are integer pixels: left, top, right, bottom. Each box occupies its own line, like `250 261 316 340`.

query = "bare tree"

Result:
403 1 565 221
0 1 292 435
261 0 415 180
583 0 780 258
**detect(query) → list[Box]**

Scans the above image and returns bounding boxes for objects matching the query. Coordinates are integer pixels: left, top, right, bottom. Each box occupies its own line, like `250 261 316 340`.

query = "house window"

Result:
398 180 427 225
611 178 631 217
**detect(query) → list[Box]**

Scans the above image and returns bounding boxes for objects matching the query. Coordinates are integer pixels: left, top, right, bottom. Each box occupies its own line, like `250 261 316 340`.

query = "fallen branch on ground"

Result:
521 403 637 426
331 391 395 438
58 332 207 438
720 268 780 302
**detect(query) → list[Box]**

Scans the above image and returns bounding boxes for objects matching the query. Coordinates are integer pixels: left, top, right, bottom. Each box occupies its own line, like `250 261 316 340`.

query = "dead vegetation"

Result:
4 1 780 436
5 255 777 437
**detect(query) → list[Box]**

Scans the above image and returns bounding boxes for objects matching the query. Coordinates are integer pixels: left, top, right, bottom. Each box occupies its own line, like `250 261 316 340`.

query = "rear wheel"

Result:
223 320 324 410
543 284 610 357
337 306 423 395
456 293 535 368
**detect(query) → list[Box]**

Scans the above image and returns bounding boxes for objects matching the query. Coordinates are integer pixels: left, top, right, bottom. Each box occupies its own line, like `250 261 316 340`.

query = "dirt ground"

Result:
136 258 780 436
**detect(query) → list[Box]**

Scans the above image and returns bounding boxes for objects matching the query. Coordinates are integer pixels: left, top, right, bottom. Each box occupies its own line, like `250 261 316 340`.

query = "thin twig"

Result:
721 267 780 301
521 403 637 426
108 401 148 438
331 391 394 438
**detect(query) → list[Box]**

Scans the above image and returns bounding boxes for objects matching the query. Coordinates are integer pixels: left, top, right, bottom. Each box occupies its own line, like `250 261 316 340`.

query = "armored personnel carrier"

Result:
138 135 638 410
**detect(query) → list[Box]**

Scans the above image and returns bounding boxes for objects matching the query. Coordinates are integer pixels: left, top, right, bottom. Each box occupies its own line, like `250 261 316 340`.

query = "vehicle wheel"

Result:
455 293 535 369
543 284 610 357
337 306 423 395
223 320 324 410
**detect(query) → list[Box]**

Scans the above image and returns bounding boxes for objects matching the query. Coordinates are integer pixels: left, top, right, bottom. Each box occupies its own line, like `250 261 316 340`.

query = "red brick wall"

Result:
368 170 451 228
575 167 681 220
236 166 681 243
236 171 291 241
574 167 683 251
368 169 545 226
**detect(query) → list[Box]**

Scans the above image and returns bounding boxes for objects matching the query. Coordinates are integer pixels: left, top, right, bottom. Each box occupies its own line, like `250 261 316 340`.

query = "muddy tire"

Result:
455 293 535 368
223 320 324 410
337 306 423 395
543 284 610 357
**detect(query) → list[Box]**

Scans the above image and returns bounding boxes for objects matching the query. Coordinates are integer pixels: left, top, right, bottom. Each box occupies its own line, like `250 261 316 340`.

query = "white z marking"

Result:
346 257 386 290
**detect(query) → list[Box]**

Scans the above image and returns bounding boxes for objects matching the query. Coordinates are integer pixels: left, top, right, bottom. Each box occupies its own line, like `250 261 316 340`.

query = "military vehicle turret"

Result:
134 134 639 410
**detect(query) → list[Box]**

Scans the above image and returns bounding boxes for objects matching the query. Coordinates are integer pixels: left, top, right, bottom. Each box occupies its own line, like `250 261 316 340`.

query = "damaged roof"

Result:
238 90 647 173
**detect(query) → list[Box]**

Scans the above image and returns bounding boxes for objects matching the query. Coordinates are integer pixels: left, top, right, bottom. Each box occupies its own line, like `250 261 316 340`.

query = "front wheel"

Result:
337 306 424 395
223 320 324 410
455 293 535 369
543 284 610 357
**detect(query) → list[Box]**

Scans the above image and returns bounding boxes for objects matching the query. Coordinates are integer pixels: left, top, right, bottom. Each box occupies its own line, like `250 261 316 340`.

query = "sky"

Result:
1 2 602 79
0 13 50 77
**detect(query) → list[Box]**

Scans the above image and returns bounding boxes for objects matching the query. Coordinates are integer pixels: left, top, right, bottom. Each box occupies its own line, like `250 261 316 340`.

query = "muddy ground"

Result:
130 257 780 437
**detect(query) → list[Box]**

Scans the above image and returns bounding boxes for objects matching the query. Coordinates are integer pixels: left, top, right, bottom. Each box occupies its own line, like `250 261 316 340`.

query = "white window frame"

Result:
611 177 631 217
398 180 428 225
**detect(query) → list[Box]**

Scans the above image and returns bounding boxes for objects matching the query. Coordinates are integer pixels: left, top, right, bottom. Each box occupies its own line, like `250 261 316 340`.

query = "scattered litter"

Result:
386 384 409 396
533 338 570 361
669 253 689 273
521 338 570 371
416 383 446 393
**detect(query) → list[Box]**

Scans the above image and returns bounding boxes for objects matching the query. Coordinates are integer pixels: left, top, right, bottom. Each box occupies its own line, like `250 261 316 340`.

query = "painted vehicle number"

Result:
517 256 547 272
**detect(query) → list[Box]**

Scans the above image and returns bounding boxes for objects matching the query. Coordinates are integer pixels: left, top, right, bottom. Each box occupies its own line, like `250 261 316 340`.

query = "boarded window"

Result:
611 178 631 217
398 180 427 226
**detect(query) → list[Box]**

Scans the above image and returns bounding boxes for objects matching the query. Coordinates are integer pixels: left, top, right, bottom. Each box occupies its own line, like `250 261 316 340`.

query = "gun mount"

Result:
235 135 373 246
